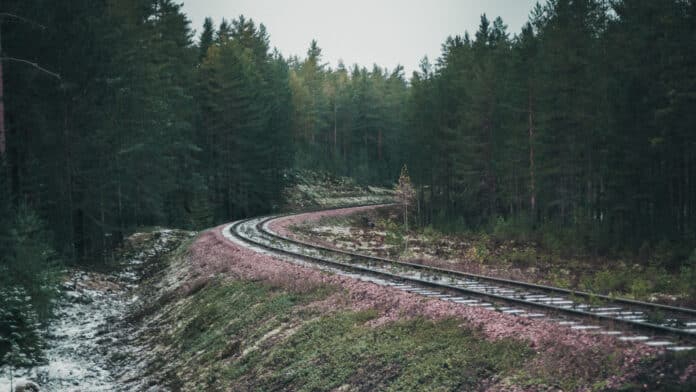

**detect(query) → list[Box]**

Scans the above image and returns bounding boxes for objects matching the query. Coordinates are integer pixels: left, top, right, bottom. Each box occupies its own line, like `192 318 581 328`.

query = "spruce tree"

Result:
199 17 214 61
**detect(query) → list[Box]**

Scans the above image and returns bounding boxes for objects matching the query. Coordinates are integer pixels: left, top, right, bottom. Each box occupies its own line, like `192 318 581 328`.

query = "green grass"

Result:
175 281 316 354
153 278 533 391
244 315 531 391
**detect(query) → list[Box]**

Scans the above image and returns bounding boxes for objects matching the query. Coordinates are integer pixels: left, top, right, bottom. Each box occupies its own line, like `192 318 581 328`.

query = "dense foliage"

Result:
404 1 696 263
2 0 696 361
287 40 409 184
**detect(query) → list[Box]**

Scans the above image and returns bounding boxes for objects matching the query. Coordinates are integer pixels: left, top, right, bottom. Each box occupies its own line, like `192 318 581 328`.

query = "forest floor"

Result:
285 205 696 308
282 169 394 210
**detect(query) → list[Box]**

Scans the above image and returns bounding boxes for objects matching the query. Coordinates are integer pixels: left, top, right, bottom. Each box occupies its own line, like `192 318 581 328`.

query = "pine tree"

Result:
199 17 214 61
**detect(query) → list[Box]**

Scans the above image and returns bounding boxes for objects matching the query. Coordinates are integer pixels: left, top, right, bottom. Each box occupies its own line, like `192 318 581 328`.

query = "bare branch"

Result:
0 13 46 29
1 56 60 79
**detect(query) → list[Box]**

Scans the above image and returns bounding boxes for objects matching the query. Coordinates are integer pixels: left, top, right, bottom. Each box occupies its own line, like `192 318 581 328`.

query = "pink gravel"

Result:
182 220 657 388
683 363 696 383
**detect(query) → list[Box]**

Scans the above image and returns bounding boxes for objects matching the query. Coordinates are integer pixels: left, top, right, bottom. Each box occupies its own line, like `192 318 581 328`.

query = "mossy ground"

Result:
147 277 533 391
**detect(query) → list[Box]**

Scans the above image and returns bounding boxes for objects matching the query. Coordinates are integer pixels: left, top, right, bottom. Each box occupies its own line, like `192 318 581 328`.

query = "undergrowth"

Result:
140 272 684 391
303 208 696 304
152 278 536 391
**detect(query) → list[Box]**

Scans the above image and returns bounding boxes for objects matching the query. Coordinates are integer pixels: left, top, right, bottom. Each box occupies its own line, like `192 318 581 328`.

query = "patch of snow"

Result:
0 229 190 392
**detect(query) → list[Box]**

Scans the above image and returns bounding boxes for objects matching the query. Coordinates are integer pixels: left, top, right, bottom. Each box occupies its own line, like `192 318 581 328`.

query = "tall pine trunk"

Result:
528 88 536 223
0 25 5 158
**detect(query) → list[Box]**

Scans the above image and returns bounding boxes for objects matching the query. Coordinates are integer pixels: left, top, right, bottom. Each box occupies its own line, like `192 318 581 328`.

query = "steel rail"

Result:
227 214 696 340
260 208 696 318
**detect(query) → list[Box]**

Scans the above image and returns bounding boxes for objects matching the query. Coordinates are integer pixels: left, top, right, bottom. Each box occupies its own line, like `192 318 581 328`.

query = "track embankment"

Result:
105 205 696 391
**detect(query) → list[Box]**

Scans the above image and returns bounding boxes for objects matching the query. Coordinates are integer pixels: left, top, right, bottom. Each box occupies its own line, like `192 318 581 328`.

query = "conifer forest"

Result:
2 0 696 389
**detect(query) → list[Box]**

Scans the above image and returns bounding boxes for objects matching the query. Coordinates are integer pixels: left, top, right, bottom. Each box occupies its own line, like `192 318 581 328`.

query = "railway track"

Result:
225 206 696 351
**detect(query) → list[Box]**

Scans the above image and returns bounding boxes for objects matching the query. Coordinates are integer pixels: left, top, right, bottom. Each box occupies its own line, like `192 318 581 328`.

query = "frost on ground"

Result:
0 229 193 392
282 170 395 210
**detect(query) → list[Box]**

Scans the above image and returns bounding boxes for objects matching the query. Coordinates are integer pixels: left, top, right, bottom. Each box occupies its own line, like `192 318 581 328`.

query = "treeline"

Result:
0 0 694 273
2 0 696 359
404 0 696 261
272 0 696 260
196 16 292 220
287 40 408 184
0 0 411 273
0 0 293 359
0 1 292 263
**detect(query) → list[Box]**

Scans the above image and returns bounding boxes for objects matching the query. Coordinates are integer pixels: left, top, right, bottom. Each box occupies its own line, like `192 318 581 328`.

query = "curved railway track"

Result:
225 205 696 351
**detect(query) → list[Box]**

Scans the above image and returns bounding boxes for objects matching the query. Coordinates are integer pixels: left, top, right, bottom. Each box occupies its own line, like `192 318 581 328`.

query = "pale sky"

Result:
181 0 538 75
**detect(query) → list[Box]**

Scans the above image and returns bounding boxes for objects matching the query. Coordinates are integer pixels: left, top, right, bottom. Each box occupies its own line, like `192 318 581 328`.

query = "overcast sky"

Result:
181 0 538 75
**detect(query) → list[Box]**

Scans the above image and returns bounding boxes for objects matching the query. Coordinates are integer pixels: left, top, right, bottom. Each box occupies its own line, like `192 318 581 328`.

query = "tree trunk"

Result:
404 202 409 252
404 203 408 231
378 129 382 161
64 102 76 259
0 25 6 157
528 89 536 221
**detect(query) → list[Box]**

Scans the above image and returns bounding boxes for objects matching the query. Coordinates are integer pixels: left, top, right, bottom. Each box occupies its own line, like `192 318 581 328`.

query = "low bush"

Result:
0 287 45 367
508 248 538 268
0 205 62 365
